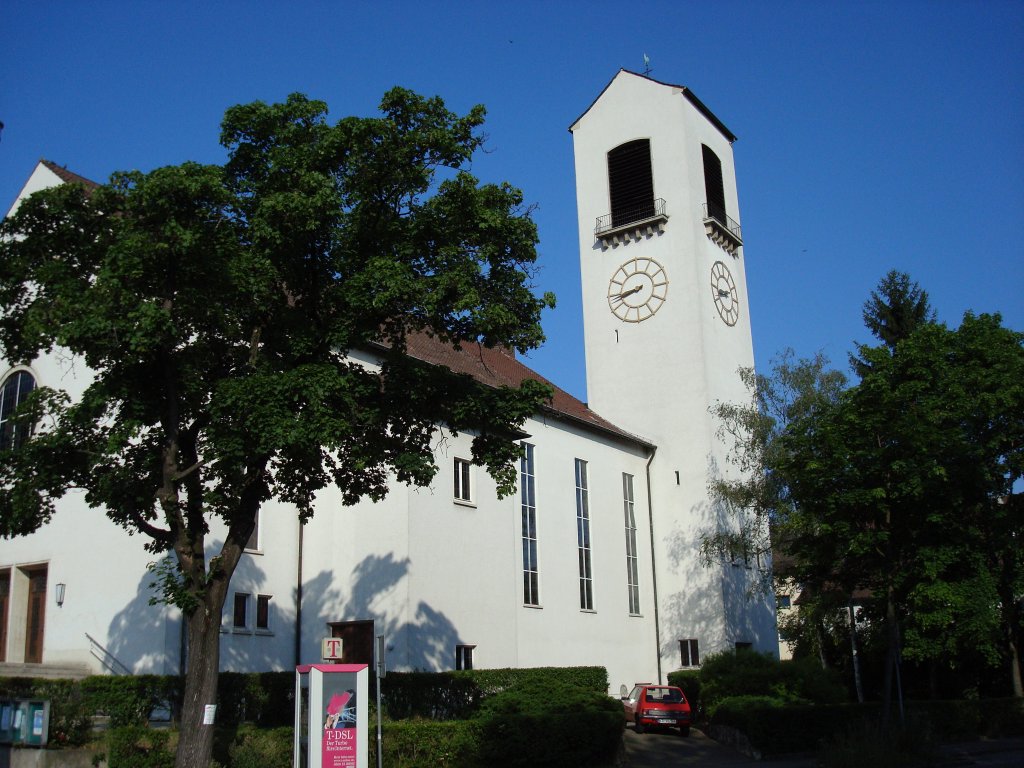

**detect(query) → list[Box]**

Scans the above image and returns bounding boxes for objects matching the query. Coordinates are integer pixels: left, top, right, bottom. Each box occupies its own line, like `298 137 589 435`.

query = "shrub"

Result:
699 651 846 715
473 681 622 768
818 718 937 768
80 675 181 726
666 670 702 719
103 726 175 768
371 719 482 767
228 724 294 768
381 666 608 721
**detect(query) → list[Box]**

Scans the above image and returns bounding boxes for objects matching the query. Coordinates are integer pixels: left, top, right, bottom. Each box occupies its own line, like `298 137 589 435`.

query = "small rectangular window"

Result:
455 644 475 671
777 594 792 610
735 641 753 652
256 595 271 630
454 458 473 503
680 638 700 667
233 593 249 629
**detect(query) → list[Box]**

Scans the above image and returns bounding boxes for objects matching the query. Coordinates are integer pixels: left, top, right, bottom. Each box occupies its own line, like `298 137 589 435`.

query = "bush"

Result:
698 651 846 715
666 670 702 719
227 724 294 768
381 666 608 721
217 672 293 727
473 681 623 768
372 719 482 767
81 675 180 727
0 676 93 745
103 726 175 768
818 718 937 768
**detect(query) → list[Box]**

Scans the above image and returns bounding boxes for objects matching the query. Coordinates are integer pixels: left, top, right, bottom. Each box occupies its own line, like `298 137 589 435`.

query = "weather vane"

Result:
642 53 652 77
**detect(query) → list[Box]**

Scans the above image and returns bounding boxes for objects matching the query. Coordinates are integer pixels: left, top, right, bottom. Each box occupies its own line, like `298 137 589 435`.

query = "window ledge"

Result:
703 216 742 256
453 498 477 509
522 603 543 610
597 213 668 250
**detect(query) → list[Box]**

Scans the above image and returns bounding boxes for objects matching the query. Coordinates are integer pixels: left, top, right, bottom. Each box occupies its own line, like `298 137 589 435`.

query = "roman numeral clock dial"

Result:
607 257 668 322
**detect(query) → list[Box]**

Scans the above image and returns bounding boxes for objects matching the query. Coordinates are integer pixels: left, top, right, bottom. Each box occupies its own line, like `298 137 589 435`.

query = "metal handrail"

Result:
85 631 132 676
596 198 667 235
702 202 742 242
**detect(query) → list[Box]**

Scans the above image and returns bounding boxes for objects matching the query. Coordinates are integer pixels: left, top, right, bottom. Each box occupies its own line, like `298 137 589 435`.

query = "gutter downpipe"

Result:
644 446 662 683
295 519 304 667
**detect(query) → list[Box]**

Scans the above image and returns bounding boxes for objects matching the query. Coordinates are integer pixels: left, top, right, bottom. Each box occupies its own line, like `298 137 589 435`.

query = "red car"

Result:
621 684 691 736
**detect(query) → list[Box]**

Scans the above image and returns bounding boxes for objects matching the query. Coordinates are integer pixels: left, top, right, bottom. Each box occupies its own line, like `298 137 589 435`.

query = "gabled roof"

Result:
404 332 652 448
40 159 100 190
569 69 737 144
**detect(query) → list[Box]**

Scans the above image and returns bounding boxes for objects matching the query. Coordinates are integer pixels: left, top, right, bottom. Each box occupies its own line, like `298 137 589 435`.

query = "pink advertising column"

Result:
294 664 369 768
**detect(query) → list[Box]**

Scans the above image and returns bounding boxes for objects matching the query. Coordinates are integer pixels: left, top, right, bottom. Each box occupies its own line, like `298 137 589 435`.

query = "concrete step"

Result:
0 662 92 680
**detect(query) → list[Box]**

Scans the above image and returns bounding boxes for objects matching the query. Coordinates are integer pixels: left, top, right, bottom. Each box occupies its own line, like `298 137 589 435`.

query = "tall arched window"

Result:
608 139 654 228
0 370 36 452
701 144 727 224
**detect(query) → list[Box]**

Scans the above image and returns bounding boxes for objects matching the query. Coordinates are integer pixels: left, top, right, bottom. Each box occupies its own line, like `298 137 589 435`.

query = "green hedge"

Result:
371 719 482 767
697 651 847 716
80 675 182 726
710 697 1024 757
666 670 702 718
380 666 608 720
103 726 175 768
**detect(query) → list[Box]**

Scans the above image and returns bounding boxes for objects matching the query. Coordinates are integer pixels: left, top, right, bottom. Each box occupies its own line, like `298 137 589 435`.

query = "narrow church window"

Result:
575 459 594 610
455 644 475 670
608 139 655 228
520 443 540 606
623 474 641 615
453 458 472 503
701 144 727 225
0 370 36 453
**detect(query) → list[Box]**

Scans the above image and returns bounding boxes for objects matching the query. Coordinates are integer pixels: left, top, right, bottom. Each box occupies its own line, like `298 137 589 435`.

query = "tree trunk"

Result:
848 600 864 703
1009 628 1023 699
175 597 224 768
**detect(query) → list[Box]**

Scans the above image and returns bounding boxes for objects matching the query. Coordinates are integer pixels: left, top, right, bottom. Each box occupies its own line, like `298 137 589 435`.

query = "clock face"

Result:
711 261 739 326
607 257 669 322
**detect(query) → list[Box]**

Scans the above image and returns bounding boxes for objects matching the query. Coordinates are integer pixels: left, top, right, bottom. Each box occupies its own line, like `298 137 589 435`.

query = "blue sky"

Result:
2 1 1021 403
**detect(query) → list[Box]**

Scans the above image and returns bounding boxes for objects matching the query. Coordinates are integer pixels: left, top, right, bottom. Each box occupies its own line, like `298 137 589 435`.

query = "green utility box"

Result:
0 699 49 747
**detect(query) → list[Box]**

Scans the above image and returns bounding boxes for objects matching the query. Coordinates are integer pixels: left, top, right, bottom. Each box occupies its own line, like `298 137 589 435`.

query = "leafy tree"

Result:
0 88 555 768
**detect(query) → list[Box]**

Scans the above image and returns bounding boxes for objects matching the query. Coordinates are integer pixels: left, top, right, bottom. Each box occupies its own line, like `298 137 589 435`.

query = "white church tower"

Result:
570 70 777 676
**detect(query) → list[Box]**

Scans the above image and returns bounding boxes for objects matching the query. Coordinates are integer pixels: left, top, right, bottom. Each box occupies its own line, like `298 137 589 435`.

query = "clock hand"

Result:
617 285 643 299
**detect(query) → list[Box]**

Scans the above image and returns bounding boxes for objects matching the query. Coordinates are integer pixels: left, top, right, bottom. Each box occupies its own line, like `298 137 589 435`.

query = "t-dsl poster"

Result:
321 673 358 768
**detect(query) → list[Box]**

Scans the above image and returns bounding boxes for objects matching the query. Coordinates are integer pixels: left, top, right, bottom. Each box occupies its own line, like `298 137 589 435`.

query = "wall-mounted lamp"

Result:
55 582 66 607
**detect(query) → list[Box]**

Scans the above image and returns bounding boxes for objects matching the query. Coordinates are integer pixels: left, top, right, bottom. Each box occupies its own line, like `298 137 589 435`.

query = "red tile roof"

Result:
40 159 100 190
404 332 651 447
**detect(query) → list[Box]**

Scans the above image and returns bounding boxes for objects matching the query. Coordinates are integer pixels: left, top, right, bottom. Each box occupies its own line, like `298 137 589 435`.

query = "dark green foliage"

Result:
473 680 623 768
381 666 608 720
666 670 702 718
698 651 846 715
817 717 938 768
103 726 175 768
80 675 181 727
860 269 936 350
216 672 293 727
371 719 483 768
226 724 293 768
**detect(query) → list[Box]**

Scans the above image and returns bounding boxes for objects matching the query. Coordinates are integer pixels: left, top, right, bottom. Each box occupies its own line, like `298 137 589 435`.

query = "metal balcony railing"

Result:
595 198 667 235
702 202 742 242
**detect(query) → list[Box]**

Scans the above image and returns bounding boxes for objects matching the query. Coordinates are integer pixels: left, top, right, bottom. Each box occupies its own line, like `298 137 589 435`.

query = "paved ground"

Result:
621 726 1024 767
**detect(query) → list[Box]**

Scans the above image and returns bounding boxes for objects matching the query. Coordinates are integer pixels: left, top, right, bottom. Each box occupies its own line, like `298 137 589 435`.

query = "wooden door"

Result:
329 620 374 665
24 567 47 664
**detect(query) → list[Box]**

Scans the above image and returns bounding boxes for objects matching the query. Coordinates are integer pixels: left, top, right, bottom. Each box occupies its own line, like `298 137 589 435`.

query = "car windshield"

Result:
646 687 683 703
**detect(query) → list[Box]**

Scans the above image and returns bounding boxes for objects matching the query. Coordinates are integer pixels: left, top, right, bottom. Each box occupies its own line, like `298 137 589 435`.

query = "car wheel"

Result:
678 727 690 737
634 717 645 734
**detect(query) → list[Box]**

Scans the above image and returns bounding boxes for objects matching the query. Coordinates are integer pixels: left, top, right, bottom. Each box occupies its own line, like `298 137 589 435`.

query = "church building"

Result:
0 71 777 694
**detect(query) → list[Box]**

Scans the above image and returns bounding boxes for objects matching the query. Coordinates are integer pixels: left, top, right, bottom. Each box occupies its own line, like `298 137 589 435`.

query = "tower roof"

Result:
569 69 738 144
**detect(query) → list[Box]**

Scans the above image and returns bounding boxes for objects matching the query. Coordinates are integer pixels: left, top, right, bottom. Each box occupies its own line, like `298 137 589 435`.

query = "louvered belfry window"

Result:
608 139 655 228
702 144 727 224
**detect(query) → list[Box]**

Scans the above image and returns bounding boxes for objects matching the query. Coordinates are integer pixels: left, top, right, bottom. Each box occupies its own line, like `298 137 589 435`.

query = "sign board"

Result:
322 637 344 661
295 664 368 768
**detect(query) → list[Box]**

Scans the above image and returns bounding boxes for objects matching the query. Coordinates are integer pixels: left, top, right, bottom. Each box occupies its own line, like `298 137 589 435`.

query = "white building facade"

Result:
0 71 776 695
